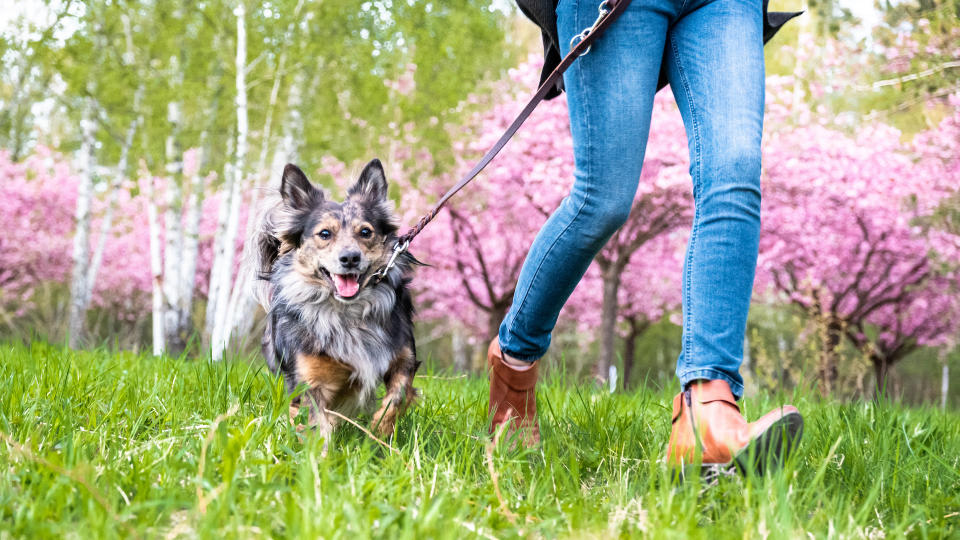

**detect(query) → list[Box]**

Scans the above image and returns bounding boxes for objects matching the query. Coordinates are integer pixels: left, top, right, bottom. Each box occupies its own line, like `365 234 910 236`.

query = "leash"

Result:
370 0 632 284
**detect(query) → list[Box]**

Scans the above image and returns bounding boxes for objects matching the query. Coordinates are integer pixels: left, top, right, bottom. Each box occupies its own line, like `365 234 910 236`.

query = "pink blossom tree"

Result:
616 232 685 387
414 60 575 350
0 148 223 345
566 230 685 387
589 96 691 380
0 149 76 329
756 94 960 395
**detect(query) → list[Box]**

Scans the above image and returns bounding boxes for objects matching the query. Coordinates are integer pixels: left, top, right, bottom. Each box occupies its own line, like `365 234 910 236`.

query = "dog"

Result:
252 159 420 443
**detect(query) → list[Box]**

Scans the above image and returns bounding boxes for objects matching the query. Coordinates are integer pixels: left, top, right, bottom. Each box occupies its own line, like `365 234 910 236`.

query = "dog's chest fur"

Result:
272 263 398 407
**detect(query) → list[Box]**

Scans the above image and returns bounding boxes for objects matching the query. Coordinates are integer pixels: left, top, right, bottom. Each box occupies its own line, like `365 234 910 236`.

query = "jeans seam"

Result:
669 32 702 370
504 0 591 357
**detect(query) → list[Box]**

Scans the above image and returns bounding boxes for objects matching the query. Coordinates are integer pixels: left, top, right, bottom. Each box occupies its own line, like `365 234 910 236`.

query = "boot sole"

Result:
675 411 804 482
733 411 804 476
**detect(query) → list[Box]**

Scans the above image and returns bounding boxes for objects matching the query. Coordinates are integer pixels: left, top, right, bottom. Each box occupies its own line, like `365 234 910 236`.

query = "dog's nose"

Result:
339 249 362 268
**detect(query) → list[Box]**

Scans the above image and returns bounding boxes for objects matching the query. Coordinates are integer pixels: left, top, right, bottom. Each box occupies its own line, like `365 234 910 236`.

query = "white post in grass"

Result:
941 348 950 412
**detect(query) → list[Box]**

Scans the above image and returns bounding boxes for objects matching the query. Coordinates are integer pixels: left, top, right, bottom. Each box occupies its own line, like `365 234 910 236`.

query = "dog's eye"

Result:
359 227 372 238
317 229 332 240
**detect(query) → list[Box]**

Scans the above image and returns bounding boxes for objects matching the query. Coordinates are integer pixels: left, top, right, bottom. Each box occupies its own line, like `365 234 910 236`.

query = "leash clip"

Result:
569 0 611 57
370 239 410 285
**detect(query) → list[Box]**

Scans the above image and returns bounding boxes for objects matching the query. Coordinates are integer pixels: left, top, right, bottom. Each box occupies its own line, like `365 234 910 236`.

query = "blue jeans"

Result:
498 0 765 398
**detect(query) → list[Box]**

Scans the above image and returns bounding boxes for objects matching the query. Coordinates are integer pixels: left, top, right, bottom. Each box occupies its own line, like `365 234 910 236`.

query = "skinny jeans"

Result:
498 0 765 398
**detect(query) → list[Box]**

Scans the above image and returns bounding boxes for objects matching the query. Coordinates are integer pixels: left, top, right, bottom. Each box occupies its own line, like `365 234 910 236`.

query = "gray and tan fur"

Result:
252 159 419 441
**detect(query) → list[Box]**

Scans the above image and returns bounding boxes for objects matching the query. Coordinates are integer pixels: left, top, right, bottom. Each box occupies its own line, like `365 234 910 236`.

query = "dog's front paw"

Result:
370 402 399 437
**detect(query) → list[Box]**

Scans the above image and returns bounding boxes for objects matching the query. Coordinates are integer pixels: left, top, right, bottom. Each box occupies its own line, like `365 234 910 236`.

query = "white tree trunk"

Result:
279 74 304 165
224 12 301 345
85 88 143 312
84 19 142 315
204 160 232 339
211 3 248 361
144 170 165 356
177 133 208 346
162 97 185 350
67 99 98 348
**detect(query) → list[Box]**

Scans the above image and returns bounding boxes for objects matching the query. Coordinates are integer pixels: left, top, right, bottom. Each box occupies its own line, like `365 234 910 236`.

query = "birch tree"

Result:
176 134 209 347
82 14 143 323
143 164 165 356
209 2 248 360
66 98 98 348
224 0 305 345
84 90 143 312
162 55 186 352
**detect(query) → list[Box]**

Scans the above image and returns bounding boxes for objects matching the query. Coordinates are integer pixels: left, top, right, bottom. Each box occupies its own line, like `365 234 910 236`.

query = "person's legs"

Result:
665 0 765 398
497 0 673 362
664 0 802 472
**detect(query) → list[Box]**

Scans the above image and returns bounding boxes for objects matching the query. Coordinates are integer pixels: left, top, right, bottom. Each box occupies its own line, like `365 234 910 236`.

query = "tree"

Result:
756 98 960 395
414 61 574 349
66 99 97 348
615 233 685 388
0 0 79 160
590 95 691 381
0 149 76 333
208 2 250 361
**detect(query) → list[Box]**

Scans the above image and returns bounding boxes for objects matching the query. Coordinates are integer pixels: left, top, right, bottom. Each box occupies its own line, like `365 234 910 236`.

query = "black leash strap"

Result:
402 0 630 244
370 0 632 284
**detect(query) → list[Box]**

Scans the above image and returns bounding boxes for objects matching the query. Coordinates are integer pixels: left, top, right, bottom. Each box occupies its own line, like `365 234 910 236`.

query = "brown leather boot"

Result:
667 379 803 477
487 338 540 447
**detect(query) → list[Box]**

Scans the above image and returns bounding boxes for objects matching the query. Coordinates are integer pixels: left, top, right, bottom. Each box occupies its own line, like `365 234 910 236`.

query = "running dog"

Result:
252 159 419 442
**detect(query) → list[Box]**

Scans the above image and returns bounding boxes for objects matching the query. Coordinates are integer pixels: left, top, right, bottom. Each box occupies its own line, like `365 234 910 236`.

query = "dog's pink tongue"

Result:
333 273 360 297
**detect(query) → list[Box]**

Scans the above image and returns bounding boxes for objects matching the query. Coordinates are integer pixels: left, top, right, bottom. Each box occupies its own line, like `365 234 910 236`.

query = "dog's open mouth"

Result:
332 273 360 298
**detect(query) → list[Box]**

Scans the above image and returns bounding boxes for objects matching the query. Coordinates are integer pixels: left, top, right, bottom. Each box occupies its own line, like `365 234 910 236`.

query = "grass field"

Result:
0 341 958 539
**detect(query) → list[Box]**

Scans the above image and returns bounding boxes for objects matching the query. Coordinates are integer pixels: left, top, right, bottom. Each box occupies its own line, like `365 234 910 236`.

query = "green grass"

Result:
0 341 958 539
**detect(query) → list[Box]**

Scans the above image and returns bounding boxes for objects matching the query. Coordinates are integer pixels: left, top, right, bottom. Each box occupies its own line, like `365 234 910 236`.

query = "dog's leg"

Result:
371 346 420 437
294 353 351 454
289 402 302 424
304 386 339 456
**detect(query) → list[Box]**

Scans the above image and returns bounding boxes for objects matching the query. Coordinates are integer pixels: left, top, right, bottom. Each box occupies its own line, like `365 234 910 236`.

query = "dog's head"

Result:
273 159 399 302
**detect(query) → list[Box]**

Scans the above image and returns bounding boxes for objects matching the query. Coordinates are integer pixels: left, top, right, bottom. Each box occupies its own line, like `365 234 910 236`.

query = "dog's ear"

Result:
280 164 321 210
349 158 388 202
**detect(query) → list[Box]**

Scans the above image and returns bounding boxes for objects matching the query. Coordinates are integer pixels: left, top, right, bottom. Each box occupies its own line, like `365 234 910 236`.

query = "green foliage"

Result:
763 0 959 137
806 0 856 36
5 0 514 182
748 304 875 401
293 0 514 172
1 342 958 538
882 0 960 25
0 0 81 160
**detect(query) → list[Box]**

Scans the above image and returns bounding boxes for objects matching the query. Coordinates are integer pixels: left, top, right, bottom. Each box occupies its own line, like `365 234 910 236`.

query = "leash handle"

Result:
397 0 631 247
